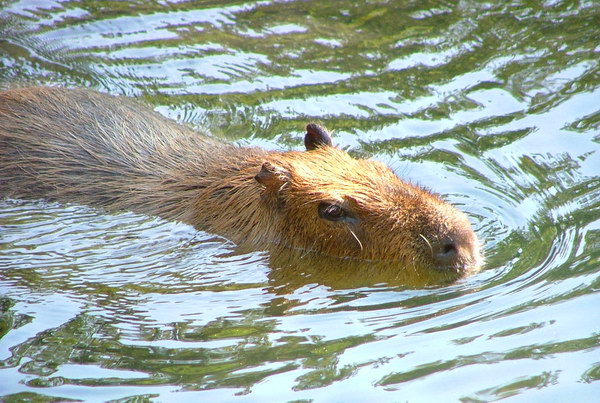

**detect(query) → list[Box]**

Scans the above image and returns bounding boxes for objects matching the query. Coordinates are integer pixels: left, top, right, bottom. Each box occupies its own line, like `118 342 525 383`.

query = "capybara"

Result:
0 87 482 279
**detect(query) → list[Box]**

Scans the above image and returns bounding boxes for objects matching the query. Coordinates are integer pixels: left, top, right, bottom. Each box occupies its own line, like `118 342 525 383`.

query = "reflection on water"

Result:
1 0 599 401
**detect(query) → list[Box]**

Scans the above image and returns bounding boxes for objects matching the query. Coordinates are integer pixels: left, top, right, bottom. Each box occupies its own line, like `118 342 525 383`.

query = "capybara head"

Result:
255 124 481 276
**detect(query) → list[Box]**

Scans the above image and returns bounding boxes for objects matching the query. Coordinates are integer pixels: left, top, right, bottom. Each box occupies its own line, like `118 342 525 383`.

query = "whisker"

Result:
349 228 364 251
419 233 433 256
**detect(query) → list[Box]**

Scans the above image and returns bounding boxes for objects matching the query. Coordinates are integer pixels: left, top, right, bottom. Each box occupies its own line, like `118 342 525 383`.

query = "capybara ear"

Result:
305 123 333 151
255 162 291 190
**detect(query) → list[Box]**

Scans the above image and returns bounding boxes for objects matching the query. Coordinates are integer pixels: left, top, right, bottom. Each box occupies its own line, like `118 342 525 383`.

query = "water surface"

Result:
1 0 599 401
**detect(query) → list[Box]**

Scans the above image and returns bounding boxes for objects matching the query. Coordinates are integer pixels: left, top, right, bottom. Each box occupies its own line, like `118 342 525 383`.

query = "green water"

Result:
1 0 599 401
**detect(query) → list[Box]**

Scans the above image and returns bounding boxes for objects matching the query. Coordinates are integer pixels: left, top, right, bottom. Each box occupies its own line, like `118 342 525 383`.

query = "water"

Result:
1 0 599 401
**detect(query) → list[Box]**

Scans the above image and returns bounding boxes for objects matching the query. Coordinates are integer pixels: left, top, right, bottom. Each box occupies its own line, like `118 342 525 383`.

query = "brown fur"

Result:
0 87 481 278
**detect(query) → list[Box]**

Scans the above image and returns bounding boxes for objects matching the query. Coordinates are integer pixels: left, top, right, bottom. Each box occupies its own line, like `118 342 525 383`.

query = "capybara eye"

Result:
318 202 346 221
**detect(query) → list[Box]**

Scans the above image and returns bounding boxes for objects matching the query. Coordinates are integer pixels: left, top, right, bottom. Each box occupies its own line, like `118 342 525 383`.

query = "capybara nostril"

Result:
426 222 481 271
441 240 458 257
432 238 459 267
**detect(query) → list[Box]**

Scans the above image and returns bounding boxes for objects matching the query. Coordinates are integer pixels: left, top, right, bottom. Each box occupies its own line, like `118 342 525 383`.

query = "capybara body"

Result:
0 87 481 277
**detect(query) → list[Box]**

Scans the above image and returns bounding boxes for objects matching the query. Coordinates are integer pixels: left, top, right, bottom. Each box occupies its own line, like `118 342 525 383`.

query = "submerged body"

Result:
0 87 481 281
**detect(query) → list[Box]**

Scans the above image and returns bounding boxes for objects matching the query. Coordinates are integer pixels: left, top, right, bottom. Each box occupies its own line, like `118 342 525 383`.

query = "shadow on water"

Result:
263 248 474 291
